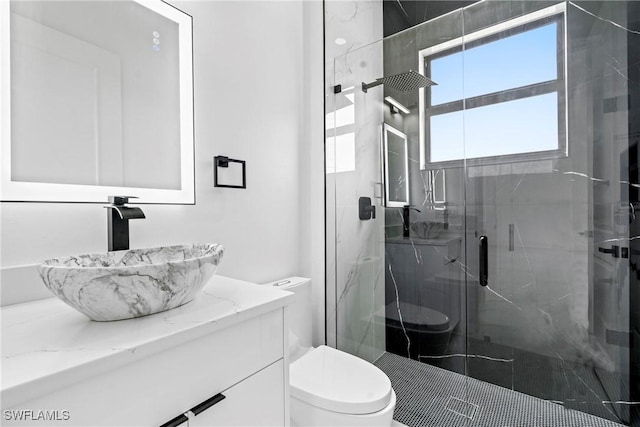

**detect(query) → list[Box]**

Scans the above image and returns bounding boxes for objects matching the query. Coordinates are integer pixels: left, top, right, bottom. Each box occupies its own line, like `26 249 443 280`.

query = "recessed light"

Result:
334 37 347 46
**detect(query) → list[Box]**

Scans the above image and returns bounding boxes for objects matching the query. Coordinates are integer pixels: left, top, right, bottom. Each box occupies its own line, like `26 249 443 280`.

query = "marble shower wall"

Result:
570 0 635 382
381 7 471 366
462 0 591 366
465 0 633 372
325 1 386 362
468 0 632 372
326 0 636 384
324 0 638 421
381 0 633 372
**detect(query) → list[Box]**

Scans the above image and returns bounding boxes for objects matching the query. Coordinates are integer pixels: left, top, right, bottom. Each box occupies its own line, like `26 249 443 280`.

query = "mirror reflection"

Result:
383 123 409 207
2 0 194 203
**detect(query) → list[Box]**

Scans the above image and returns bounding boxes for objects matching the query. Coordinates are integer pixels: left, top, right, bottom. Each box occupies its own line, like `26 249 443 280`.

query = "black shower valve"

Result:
359 197 376 220
599 245 621 258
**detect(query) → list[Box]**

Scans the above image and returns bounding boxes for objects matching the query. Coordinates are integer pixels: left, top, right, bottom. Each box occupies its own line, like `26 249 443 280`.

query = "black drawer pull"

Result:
159 413 188 427
191 393 226 416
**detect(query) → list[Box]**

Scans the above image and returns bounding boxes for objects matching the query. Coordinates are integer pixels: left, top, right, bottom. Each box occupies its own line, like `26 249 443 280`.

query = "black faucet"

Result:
402 205 421 237
105 196 146 251
443 208 449 230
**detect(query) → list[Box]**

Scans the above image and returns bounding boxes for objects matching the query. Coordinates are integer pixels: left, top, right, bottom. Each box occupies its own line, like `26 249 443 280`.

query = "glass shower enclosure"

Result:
326 1 639 425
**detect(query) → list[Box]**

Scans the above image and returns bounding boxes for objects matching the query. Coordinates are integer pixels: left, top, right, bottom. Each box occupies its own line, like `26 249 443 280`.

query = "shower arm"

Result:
362 80 383 93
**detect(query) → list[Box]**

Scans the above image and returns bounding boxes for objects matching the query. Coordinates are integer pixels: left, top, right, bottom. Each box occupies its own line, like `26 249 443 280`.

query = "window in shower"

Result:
418 7 566 168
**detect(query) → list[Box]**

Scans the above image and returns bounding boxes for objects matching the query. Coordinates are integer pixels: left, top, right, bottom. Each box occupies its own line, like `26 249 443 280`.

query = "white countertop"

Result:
1 275 293 409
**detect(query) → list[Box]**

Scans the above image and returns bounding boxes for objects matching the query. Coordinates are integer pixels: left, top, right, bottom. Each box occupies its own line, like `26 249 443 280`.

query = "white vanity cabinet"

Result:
183 360 284 427
1 276 292 427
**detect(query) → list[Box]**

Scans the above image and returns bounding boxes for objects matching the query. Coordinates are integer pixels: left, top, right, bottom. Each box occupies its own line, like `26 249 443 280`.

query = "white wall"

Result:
1 0 325 344
299 0 326 347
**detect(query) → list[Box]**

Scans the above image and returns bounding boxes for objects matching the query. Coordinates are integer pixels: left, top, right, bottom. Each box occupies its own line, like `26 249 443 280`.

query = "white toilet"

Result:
264 277 396 427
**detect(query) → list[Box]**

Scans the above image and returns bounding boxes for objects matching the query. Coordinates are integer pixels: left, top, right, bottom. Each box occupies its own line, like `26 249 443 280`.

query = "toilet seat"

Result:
290 345 393 415
386 301 450 331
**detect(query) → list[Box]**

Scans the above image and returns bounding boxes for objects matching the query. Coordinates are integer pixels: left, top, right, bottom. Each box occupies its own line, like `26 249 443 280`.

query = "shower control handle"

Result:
598 245 620 258
359 197 376 220
479 236 488 287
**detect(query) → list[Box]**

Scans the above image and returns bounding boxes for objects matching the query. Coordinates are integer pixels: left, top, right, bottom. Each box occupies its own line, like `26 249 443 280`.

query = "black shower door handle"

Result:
479 236 488 287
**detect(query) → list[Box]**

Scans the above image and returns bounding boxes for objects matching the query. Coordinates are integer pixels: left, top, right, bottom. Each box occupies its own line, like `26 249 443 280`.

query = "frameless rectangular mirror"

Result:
0 0 194 203
382 123 409 207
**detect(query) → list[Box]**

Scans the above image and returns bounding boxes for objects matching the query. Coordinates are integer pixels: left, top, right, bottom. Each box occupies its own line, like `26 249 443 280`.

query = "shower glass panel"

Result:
327 8 474 425
461 1 634 424
326 39 387 363
327 0 638 425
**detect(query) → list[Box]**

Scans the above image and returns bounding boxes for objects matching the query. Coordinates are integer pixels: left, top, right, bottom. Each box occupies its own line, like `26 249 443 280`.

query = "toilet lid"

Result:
290 345 393 415
386 302 450 331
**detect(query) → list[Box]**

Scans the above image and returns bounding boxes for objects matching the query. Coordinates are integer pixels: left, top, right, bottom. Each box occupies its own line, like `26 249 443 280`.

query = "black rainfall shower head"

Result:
362 70 437 93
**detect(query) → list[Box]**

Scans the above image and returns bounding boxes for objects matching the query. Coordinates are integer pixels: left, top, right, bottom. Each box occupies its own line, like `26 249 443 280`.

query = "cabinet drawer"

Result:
188 360 285 427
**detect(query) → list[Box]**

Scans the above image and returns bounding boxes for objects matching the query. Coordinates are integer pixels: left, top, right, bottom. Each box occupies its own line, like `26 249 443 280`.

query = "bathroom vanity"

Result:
1 276 293 426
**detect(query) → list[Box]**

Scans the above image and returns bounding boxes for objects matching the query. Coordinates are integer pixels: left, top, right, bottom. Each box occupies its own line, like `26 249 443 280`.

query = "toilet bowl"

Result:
386 301 457 358
290 345 396 426
263 277 396 427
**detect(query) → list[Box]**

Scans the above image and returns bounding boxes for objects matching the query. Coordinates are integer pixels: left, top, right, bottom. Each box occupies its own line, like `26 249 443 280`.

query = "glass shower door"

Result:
460 1 634 424
327 1 638 425
327 10 474 425
326 39 387 363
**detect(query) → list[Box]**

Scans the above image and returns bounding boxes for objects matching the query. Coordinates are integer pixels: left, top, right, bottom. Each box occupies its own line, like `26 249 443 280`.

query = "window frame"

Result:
418 3 568 170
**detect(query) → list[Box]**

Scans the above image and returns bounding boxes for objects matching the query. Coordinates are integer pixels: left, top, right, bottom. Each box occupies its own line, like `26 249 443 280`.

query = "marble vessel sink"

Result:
39 243 224 321
410 221 457 240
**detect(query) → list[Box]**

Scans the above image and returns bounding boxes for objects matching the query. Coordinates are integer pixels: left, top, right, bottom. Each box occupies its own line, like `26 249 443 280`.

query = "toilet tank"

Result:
263 277 312 361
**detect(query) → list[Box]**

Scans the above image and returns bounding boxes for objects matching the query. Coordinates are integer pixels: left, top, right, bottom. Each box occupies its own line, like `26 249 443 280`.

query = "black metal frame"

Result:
213 156 246 189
